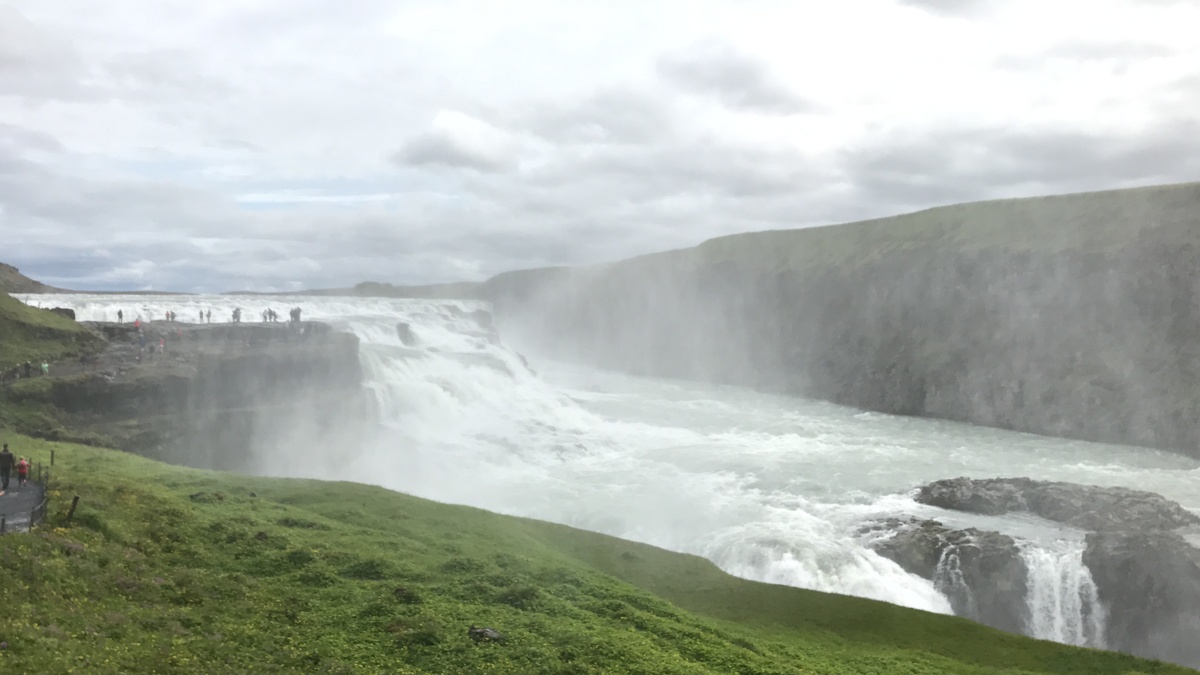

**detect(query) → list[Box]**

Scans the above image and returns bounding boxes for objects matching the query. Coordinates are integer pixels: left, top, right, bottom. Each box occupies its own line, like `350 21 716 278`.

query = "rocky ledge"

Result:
1 320 372 472
874 476 1200 667
915 476 1200 531
859 517 1028 634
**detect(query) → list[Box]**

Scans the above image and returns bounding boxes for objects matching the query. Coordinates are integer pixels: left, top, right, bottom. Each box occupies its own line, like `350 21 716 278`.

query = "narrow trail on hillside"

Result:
0 478 45 533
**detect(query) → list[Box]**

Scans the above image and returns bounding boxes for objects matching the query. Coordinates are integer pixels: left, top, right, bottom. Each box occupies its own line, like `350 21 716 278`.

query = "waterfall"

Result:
933 544 979 619
1021 540 1107 648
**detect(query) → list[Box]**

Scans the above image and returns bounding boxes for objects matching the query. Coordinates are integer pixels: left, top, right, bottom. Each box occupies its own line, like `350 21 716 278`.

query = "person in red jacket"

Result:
16 456 29 487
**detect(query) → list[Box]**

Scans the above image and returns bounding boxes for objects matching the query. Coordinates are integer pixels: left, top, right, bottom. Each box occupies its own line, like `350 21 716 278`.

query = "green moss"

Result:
0 433 1188 674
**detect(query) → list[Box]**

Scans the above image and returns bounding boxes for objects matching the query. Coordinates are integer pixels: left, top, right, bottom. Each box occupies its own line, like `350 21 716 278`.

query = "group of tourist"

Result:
112 307 303 325
117 309 216 324
1 360 50 383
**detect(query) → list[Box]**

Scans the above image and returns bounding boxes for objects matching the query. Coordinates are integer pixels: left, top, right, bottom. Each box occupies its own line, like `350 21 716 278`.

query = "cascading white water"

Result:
19 293 1200 651
933 545 978 620
1022 540 1108 648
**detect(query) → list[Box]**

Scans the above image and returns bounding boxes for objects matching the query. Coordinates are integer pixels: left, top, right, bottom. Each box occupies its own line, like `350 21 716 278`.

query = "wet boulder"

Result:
915 477 1200 531
1083 530 1200 667
860 517 1029 634
396 322 417 347
49 307 76 320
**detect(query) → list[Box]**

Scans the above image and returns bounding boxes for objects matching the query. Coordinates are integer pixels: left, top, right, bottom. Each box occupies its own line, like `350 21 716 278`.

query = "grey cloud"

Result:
840 121 1200 213
207 139 264 152
897 0 995 18
996 41 1176 71
519 88 675 145
392 133 509 173
657 42 812 114
0 123 65 155
0 6 97 101
102 49 239 101
6 0 1199 294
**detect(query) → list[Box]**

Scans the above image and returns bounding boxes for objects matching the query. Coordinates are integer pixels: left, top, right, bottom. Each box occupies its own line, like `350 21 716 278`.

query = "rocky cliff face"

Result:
901 477 1200 666
1083 530 1200 666
483 183 1200 455
4 322 372 472
859 517 1029 634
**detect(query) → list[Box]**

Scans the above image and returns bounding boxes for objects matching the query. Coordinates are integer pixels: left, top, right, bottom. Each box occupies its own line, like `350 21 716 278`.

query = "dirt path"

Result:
0 472 45 533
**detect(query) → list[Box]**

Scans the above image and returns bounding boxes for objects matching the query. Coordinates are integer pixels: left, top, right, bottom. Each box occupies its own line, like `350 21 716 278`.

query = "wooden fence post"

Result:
66 495 80 524
51 449 55 466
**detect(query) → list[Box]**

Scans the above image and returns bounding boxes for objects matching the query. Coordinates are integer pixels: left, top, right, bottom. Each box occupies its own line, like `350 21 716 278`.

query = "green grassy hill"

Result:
0 292 101 367
0 433 1189 674
0 263 62 294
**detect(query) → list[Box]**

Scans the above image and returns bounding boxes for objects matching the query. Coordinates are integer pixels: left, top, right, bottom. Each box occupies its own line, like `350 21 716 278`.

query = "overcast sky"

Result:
2 0 1198 292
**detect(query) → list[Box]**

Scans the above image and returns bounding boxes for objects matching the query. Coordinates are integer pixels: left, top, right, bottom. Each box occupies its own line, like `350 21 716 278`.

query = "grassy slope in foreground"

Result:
0 436 1187 675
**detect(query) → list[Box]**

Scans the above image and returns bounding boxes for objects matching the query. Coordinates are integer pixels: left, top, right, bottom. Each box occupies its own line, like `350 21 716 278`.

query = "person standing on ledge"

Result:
0 444 14 492
117 309 123 323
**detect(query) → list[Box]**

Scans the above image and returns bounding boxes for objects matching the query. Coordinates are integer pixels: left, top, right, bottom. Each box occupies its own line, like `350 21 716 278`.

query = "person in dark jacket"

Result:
0 443 14 491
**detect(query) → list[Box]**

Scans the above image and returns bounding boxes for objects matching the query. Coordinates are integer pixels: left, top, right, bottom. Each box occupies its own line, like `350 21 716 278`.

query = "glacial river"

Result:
21 293 1200 650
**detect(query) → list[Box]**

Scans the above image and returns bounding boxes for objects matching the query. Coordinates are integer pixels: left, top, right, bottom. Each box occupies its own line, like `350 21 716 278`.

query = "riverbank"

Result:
0 432 1187 674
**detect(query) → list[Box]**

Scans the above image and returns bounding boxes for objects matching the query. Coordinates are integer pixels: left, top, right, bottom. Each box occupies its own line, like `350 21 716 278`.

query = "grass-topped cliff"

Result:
0 263 63 295
0 296 367 472
0 292 101 369
0 432 1189 674
483 182 1200 455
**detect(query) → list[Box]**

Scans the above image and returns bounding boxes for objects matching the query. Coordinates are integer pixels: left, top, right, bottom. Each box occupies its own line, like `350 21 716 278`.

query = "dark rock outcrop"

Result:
914 475 1200 666
1083 530 1200 667
48 307 76 320
915 477 1200 531
861 518 1029 634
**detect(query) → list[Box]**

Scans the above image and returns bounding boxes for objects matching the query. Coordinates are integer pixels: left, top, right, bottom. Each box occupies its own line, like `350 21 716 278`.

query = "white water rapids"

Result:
21 293 1200 649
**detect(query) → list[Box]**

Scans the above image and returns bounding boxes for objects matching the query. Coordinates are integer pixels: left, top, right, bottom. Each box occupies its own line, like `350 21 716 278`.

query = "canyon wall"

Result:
483 183 1200 455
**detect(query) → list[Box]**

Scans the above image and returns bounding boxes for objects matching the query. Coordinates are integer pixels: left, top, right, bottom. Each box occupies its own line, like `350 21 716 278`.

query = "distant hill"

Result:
244 280 484 299
0 263 64 294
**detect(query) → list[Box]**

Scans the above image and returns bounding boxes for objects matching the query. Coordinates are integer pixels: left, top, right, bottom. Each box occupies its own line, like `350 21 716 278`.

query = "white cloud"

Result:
0 0 1198 291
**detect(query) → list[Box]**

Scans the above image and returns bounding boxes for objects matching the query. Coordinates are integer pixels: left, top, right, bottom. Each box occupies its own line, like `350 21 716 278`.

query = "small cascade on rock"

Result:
1021 540 1107 648
932 544 978 620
